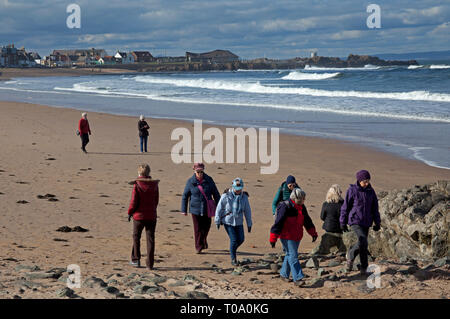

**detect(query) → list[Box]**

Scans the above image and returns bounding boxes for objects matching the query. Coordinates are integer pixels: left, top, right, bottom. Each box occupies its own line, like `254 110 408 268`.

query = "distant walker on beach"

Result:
138 115 150 153
77 112 91 153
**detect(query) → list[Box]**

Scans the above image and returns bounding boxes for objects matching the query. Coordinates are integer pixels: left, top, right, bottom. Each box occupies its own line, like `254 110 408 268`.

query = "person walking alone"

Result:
78 112 91 153
138 115 150 153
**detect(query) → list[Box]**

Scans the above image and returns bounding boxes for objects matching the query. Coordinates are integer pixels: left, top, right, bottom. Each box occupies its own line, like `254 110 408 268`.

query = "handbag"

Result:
76 129 80 136
197 184 216 218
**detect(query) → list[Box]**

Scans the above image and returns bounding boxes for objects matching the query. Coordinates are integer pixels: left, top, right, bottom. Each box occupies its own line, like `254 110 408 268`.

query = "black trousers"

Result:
348 225 370 270
80 133 89 150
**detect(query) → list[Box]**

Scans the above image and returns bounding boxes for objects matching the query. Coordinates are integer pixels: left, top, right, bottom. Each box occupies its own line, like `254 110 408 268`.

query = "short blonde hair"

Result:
138 164 150 177
326 184 343 203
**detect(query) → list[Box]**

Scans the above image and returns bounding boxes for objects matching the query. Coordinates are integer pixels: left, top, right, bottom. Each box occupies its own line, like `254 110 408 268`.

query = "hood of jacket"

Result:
135 177 159 192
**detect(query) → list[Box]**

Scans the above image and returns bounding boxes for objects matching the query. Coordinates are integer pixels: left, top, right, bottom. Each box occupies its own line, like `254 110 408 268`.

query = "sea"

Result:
0 61 449 169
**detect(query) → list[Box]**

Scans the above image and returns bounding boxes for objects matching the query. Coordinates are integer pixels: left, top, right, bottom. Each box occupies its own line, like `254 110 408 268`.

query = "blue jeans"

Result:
224 224 245 261
280 239 305 282
140 136 148 152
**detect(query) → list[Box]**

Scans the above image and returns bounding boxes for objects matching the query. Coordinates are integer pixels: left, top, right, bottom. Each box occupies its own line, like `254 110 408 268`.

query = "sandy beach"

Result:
0 99 449 299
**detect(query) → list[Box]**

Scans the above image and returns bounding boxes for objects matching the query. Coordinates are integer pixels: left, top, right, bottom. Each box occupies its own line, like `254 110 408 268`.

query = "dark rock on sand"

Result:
84 276 107 289
184 291 210 299
56 287 75 298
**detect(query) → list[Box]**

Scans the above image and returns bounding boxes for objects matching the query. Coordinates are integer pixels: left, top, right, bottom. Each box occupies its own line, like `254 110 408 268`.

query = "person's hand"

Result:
181 212 187 216
128 215 132 222
216 224 220 230
312 235 318 242
340 224 349 232
248 226 252 233
270 241 276 248
373 224 381 232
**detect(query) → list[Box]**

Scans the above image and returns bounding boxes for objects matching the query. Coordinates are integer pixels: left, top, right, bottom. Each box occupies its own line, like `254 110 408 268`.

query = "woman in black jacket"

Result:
138 115 150 153
311 184 346 255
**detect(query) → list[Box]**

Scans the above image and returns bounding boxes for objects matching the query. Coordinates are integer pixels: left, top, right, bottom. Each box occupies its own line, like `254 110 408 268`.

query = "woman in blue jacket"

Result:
215 178 252 266
181 163 220 254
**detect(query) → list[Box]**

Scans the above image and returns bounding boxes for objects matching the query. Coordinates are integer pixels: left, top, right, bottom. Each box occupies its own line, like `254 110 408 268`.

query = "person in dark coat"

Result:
340 170 381 276
269 188 318 287
181 163 220 254
138 115 150 153
78 112 91 153
127 164 160 270
311 184 346 255
271 175 300 216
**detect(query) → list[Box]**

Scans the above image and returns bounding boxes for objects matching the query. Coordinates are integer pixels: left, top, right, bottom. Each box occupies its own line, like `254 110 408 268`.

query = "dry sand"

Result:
0 100 449 299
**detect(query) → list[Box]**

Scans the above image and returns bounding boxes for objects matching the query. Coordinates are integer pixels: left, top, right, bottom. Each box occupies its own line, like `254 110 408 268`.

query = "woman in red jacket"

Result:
127 164 160 270
270 188 318 286
78 112 91 153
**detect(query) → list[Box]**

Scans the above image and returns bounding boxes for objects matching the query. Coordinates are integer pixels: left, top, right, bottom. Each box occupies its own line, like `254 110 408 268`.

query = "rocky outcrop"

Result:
343 181 449 262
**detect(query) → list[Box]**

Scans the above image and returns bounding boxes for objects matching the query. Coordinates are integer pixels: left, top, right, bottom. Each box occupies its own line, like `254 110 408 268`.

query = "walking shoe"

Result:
129 260 140 267
359 268 369 277
280 276 291 283
294 280 305 287
231 259 239 266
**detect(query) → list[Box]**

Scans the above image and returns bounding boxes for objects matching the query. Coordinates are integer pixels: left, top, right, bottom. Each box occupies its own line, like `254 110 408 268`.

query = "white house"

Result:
114 51 135 64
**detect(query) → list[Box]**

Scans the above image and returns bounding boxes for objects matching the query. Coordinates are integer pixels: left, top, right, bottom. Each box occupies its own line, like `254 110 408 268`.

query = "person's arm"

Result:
214 195 226 225
320 202 327 221
127 184 139 216
155 182 159 207
372 191 381 226
87 120 91 135
271 187 282 215
244 195 252 229
181 180 191 214
339 188 353 226
211 179 221 205
302 205 318 238
78 119 82 133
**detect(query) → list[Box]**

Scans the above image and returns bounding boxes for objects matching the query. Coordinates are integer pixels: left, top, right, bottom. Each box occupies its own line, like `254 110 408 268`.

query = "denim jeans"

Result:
280 239 305 282
224 224 245 261
140 136 148 152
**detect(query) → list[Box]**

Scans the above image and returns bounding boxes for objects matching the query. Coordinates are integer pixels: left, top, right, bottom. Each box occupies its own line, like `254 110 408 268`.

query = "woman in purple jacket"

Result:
340 170 381 276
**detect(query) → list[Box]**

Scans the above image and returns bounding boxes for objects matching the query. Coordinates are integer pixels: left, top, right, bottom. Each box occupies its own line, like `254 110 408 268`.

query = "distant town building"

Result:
131 51 154 63
1 44 41 67
50 48 107 67
97 56 116 65
114 51 135 64
311 51 317 58
186 50 239 64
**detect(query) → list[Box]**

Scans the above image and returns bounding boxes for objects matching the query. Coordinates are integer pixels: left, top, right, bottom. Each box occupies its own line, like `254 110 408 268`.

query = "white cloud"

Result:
329 30 363 40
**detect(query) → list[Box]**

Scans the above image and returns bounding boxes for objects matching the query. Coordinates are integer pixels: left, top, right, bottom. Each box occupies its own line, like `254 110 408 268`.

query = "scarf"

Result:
231 190 242 217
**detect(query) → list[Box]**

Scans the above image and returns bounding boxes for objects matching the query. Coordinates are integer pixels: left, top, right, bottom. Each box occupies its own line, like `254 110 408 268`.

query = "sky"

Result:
1 0 449 59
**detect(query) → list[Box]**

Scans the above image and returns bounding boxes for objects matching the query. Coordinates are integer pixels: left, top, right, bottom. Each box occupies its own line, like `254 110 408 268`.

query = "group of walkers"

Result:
77 112 381 286
77 113 150 153
126 159 381 287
